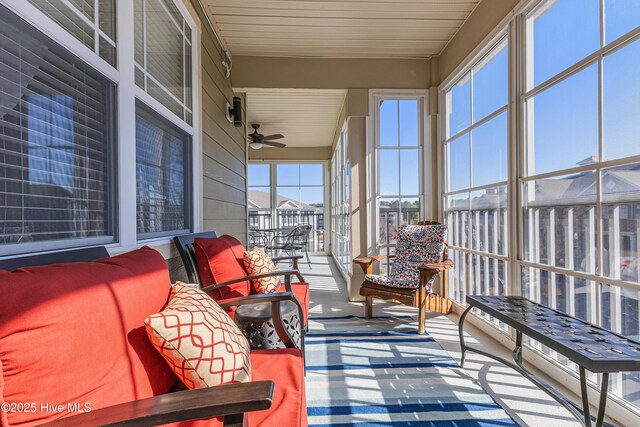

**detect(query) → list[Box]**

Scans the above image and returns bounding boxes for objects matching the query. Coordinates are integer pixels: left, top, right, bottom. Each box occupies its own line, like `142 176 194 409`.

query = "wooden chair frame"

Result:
353 223 453 334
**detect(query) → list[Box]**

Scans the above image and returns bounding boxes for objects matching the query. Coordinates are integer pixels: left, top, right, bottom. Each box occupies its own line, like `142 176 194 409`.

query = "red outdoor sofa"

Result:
0 245 307 427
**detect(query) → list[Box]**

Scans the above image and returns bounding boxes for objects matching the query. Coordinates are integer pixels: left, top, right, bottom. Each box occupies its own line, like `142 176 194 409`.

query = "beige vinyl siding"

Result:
192 0 248 245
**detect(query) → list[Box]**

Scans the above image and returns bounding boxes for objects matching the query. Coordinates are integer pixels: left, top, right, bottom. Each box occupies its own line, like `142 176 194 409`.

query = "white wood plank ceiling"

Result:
205 0 481 58
244 89 347 147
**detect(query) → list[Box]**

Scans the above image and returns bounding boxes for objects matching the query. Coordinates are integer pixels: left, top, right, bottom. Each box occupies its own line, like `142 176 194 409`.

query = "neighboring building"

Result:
248 190 324 252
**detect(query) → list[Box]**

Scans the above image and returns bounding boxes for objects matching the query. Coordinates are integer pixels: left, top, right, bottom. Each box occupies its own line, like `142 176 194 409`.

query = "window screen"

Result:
27 0 117 66
136 104 191 238
0 5 116 254
134 0 192 124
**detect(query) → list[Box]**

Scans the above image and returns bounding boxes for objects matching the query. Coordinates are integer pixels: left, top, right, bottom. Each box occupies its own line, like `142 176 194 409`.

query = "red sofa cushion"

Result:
193 236 250 301
248 349 307 427
0 247 177 427
160 349 307 427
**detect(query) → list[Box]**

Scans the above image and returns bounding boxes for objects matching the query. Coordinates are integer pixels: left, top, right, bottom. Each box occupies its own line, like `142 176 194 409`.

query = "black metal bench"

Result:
459 295 640 427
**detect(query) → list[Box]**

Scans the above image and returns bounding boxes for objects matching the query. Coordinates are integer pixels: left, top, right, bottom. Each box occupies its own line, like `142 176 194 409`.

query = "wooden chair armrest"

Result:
353 255 395 274
418 260 454 273
45 381 274 427
202 269 301 291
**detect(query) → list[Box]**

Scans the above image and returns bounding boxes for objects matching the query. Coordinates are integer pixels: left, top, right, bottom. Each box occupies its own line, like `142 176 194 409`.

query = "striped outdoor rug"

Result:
305 315 517 427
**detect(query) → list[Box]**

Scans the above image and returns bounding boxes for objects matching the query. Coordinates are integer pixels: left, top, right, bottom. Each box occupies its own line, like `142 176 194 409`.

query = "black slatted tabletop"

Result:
466 295 640 373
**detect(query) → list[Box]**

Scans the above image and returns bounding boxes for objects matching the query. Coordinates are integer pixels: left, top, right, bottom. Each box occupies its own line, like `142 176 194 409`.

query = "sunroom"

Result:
1 0 639 426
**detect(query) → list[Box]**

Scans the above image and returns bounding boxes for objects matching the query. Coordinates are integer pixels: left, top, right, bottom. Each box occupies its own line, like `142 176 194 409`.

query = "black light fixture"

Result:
225 96 243 127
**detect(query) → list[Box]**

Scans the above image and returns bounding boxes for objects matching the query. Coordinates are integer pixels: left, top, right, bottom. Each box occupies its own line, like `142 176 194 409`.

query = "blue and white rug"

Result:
305 315 517 427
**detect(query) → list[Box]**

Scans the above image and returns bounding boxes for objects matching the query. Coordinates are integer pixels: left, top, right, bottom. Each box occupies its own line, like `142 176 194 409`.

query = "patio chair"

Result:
173 231 310 329
249 229 270 248
353 222 453 334
266 224 313 269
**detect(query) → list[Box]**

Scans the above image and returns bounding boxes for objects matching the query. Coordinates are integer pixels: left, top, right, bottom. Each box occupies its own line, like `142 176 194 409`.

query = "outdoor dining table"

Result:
249 227 295 251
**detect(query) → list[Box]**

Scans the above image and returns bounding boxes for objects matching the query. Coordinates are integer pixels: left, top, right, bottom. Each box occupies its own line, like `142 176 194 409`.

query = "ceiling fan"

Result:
248 123 286 149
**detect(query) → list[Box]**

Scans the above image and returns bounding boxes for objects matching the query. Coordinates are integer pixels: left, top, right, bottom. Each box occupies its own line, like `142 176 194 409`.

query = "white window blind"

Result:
0 4 116 255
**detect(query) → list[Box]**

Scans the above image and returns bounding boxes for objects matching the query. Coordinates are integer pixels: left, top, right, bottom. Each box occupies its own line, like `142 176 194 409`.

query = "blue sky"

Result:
447 0 640 190
248 163 324 206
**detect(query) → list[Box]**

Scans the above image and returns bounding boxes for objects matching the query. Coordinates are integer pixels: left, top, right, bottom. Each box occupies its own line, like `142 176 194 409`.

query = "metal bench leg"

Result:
458 305 473 368
580 368 610 427
596 373 609 427
580 367 592 427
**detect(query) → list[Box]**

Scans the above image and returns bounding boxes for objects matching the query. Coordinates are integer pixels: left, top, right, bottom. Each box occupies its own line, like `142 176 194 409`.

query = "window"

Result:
27 0 116 65
331 127 350 276
373 94 426 272
0 4 116 255
136 104 191 238
135 0 193 124
522 0 640 406
248 162 326 253
248 164 272 230
444 38 509 322
442 0 640 412
1 0 198 256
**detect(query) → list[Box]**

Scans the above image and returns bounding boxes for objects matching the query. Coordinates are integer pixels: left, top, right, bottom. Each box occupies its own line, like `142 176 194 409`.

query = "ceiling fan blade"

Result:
262 134 284 141
263 141 286 148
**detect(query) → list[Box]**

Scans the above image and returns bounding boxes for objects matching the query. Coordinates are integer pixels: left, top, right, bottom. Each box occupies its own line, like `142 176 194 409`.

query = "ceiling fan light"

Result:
249 142 264 149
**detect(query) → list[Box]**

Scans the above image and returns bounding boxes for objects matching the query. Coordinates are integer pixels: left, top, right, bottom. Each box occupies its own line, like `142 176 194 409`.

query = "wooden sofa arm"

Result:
45 381 274 427
219 292 301 349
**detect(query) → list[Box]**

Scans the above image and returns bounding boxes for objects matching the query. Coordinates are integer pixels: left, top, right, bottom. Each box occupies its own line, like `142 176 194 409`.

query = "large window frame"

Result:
368 90 429 266
331 124 350 277
439 0 640 418
247 160 329 254
0 0 201 256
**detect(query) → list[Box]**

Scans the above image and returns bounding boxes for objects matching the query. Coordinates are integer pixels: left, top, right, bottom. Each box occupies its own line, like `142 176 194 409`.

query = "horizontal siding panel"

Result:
202 154 246 191
203 219 248 244
203 176 246 205
203 199 247 220
201 96 246 160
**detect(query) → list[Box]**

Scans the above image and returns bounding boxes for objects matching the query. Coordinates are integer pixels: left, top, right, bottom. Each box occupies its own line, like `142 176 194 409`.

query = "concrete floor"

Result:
296 255 621 427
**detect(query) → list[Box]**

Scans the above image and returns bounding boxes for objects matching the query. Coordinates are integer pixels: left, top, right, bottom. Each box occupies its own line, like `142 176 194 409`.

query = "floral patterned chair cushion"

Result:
365 224 448 292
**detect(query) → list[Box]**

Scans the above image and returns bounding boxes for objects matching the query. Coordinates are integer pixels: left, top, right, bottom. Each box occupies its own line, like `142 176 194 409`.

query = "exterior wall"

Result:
168 0 248 282
347 114 368 301
192 0 248 243
248 146 332 161
233 57 430 90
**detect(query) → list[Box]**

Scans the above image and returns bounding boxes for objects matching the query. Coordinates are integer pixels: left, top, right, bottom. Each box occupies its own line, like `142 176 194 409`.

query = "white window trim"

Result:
437 0 640 422
331 123 351 280
368 89 430 258
0 0 202 259
247 160 329 255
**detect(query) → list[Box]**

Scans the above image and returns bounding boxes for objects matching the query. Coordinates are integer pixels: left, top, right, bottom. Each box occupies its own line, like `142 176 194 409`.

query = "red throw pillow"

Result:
193 236 250 301
145 282 251 389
